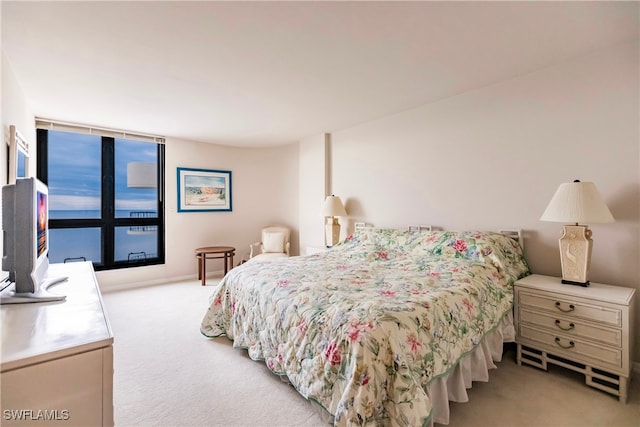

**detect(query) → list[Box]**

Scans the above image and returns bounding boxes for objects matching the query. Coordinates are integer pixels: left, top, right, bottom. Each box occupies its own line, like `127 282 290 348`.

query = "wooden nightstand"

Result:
514 274 636 402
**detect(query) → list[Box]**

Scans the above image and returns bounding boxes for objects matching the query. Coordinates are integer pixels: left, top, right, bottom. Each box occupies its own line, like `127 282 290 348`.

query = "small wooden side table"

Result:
194 246 235 286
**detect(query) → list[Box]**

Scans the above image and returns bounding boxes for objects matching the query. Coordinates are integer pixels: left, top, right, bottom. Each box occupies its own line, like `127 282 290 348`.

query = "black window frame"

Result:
37 128 165 271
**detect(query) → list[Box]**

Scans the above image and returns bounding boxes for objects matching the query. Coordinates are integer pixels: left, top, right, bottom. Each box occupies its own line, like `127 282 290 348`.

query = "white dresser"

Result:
514 274 635 403
1 262 114 426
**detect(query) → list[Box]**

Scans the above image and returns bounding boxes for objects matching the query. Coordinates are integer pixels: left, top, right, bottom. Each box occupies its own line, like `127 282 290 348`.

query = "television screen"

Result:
37 190 47 257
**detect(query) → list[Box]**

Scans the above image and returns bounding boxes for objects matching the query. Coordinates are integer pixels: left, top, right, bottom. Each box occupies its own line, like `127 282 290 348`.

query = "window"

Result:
36 123 165 271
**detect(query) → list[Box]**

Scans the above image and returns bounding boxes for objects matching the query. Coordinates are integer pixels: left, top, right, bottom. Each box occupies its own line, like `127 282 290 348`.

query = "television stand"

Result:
0 262 113 426
0 275 68 304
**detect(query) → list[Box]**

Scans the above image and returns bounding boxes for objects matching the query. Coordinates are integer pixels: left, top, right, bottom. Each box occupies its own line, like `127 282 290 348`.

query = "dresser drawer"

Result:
518 307 622 347
518 324 623 372
518 291 622 327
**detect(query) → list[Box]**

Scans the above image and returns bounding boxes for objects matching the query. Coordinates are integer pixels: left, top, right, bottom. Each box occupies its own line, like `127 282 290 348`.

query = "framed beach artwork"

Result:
177 167 232 212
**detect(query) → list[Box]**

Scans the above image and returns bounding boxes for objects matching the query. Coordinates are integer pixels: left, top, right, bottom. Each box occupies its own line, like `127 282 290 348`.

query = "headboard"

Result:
408 225 432 232
354 222 373 232
411 226 523 250
498 229 524 251
353 222 524 252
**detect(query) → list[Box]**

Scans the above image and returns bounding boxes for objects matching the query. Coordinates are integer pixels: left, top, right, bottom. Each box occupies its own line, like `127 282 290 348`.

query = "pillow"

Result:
412 231 483 261
262 232 285 253
476 232 530 281
411 230 530 281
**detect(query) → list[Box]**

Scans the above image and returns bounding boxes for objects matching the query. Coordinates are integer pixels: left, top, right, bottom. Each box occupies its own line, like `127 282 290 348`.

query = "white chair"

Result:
249 226 291 261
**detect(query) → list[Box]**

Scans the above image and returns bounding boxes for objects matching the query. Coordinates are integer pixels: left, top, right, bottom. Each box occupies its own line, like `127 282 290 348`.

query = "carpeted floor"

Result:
103 278 640 427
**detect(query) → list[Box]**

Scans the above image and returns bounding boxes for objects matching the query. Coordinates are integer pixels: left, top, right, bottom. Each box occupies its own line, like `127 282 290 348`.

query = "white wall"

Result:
300 41 640 360
1 53 37 281
1 54 36 176
1 52 37 184
298 133 329 251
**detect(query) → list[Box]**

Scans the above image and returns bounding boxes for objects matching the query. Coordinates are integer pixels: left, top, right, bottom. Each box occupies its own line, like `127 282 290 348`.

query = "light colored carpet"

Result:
103 278 640 427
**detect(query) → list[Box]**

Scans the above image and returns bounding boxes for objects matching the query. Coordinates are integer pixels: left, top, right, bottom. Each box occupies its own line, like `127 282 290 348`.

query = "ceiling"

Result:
2 1 638 147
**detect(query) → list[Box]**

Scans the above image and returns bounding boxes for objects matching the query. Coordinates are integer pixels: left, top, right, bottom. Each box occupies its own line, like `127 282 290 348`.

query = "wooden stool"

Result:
194 246 235 286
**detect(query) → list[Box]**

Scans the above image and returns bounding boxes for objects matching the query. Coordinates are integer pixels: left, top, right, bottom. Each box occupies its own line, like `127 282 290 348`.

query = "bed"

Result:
200 227 530 426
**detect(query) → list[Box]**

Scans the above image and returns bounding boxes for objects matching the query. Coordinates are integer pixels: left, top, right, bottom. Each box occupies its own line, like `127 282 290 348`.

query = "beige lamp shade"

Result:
540 180 614 224
322 195 347 217
540 180 614 287
127 162 157 189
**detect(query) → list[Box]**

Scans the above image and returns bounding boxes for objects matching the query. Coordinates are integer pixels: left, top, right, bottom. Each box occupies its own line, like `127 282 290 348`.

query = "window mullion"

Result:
156 144 165 264
36 129 48 185
102 137 115 266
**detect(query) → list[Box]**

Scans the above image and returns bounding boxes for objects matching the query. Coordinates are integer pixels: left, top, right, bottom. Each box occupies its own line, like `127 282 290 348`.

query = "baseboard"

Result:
100 270 225 293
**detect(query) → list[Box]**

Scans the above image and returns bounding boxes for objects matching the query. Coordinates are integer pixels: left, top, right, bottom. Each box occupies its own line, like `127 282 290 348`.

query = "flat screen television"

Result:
1 177 66 304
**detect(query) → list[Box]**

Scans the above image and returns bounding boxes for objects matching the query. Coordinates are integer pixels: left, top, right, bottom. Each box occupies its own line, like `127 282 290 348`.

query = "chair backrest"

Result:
261 226 290 254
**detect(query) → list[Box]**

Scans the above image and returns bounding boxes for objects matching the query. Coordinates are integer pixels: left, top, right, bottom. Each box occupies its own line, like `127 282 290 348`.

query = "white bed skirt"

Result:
296 311 515 426
427 310 515 426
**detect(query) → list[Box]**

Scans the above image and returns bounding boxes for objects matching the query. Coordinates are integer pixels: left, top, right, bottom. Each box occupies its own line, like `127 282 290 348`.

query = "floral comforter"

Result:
201 229 530 426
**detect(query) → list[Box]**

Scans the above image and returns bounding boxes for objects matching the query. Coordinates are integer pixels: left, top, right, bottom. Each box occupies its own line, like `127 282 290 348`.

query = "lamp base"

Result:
561 279 590 287
325 217 340 247
558 224 592 286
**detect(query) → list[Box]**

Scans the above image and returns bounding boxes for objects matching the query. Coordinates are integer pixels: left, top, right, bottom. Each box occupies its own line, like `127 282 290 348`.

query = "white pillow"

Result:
263 232 285 253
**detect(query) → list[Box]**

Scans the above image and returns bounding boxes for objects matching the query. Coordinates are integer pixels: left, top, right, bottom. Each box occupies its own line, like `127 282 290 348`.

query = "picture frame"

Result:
7 125 29 184
177 167 232 212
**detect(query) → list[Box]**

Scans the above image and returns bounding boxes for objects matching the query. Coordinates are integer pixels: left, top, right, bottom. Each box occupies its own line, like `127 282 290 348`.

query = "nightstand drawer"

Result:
519 324 622 371
518 307 622 347
518 291 622 327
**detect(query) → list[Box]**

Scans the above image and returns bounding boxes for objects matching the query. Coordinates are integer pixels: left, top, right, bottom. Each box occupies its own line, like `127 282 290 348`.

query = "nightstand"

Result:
514 274 635 402
306 246 329 255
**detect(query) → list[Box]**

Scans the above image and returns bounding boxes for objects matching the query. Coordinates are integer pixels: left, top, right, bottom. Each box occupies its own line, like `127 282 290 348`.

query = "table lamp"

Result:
540 180 614 287
127 162 157 189
323 195 347 247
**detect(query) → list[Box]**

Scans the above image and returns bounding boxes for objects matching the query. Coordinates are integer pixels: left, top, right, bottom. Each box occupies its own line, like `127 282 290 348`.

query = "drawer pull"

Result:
554 337 575 349
555 301 575 313
555 319 575 331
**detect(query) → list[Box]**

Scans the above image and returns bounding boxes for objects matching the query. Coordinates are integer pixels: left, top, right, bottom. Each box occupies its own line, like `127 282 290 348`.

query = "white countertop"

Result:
1 262 113 371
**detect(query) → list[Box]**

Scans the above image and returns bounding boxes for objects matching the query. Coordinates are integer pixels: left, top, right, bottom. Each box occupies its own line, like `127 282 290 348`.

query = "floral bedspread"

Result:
201 229 529 426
